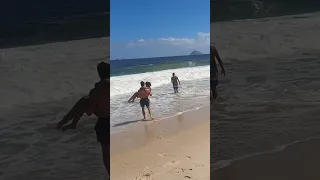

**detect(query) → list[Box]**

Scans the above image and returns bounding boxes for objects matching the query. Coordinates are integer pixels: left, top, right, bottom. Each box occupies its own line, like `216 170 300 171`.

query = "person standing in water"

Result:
57 62 110 176
137 81 153 120
171 73 180 93
128 81 145 103
211 45 225 101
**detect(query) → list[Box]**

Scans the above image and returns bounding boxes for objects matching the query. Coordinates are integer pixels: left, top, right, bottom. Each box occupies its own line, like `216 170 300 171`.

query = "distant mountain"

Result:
189 50 203 55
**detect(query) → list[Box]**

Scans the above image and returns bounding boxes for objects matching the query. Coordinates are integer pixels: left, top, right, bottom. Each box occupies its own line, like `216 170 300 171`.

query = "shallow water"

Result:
110 66 210 133
0 38 109 180
211 12 320 168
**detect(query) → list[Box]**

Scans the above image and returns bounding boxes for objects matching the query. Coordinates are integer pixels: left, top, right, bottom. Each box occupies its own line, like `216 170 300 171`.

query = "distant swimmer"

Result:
128 81 145 103
137 81 153 120
211 46 225 101
171 73 180 93
57 62 110 176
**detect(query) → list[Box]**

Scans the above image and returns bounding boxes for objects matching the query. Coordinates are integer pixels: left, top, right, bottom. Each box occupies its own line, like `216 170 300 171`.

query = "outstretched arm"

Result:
128 92 138 102
57 96 88 131
214 49 225 76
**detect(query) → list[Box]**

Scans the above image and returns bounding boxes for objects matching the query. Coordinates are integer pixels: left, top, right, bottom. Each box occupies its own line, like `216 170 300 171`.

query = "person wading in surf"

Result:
57 62 110 176
137 81 153 120
128 81 145 103
211 46 225 101
171 73 180 93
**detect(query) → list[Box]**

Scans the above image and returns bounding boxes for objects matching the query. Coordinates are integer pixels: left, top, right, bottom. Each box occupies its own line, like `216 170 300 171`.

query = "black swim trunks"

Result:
211 70 218 90
94 118 110 145
140 98 150 107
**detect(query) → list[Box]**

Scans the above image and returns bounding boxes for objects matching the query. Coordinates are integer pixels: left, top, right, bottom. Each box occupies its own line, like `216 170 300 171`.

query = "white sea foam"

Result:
110 65 210 97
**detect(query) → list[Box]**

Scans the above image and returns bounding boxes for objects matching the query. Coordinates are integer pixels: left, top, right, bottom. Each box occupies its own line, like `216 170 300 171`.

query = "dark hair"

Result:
146 81 151 87
172 73 175 76
140 81 145 87
210 45 216 52
97 62 109 79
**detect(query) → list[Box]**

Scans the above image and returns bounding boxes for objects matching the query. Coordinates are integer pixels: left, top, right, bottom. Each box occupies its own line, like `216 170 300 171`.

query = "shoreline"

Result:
111 105 209 154
110 102 209 134
110 106 210 180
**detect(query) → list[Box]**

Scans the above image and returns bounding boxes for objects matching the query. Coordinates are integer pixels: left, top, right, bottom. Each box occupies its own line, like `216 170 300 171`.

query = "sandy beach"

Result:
110 106 210 180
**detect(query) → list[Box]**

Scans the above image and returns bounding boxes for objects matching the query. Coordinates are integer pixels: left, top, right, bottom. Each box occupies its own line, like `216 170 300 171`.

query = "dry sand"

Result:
110 106 210 180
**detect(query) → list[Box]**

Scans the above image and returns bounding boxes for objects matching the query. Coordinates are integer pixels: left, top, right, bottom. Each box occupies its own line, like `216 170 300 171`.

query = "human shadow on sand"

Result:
113 119 152 127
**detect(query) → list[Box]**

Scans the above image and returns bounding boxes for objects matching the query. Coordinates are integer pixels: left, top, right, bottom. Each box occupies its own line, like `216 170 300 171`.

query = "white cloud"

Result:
197 32 210 40
111 32 210 59
158 37 195 45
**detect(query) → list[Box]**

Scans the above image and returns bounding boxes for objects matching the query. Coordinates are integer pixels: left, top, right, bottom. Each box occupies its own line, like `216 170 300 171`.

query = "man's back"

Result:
87 79 109 118
171 76 179 86
138 87 150 99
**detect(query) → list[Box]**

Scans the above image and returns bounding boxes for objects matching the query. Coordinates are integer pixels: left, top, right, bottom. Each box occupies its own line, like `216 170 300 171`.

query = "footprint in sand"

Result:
183 155 191 160
158 152 167 157
169 160 180 166
163 159 181 168
132 171 153 180
169 167 183 174
193 163 205 168
169 167 192 174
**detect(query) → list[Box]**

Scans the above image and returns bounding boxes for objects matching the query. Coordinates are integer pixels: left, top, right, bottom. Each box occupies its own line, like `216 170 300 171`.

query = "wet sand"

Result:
214 137 320 180
110 106 210 180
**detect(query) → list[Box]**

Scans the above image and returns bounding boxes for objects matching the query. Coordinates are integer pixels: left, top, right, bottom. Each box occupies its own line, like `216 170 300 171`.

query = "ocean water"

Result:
212 0 320 22
1 1 109 48
211 12 320 171
110 54 210 133
0 37 110 180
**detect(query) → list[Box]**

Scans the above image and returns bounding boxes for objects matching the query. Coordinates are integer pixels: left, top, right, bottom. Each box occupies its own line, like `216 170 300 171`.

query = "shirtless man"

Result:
211 46 225 101
171 73 180 93
128 81 145 103
137 81 153 120
57 62 110 175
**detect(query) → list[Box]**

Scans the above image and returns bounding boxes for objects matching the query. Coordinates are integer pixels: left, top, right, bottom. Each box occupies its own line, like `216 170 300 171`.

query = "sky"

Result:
110 0 210 59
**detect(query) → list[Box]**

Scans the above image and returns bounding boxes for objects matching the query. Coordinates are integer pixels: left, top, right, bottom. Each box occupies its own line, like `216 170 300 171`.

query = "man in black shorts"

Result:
137 81 153 120
211 46 225 101
57 62 110 176
171 73 180 93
